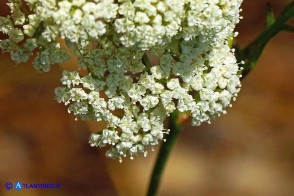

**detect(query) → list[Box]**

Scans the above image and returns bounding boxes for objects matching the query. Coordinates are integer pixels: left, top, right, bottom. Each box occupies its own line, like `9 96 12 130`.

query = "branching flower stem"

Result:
147 1 294 196
239 1 294 78
142 52 153 74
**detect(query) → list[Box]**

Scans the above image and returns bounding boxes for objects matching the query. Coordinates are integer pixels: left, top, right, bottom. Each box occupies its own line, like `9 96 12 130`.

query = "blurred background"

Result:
0 0 293 195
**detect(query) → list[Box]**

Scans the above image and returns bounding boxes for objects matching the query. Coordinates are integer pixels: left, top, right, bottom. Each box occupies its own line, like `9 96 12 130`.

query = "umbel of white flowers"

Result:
0 0 243 162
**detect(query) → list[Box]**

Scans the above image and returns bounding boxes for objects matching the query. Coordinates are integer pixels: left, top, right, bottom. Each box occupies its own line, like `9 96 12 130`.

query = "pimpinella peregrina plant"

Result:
0 0 243 162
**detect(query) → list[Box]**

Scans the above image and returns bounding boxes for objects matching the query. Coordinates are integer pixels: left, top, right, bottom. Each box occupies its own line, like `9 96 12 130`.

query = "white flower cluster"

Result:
115 0 185 49
0 0 243 162
55 38 242 162
25 0 118 43
1 0 242 51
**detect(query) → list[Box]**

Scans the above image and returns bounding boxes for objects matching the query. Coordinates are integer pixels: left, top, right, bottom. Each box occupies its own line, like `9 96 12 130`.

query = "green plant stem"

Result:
142 52 152 73
239 1 294 78
147 111 183 196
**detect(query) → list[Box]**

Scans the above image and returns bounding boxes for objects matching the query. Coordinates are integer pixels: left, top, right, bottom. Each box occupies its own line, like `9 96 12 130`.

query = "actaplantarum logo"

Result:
15 182 22 190
4 182 60 190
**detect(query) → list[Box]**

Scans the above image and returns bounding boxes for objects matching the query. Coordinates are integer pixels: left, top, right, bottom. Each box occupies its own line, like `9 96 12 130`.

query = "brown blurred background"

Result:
0 0 294 195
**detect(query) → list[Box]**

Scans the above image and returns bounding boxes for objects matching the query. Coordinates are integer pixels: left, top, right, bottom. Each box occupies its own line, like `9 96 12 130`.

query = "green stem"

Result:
147 111 183 196
20 4 30 16
142 52 152 73
239 1 294 78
